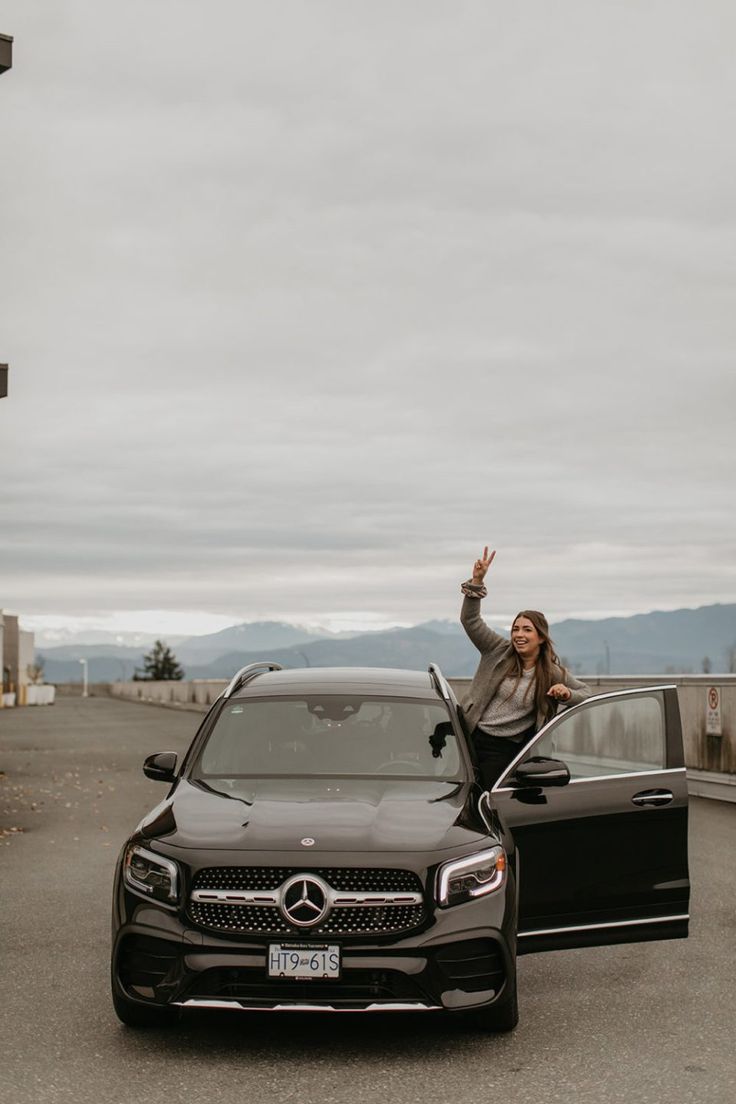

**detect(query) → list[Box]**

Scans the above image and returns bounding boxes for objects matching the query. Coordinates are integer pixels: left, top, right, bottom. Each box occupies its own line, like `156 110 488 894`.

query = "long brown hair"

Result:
498 610 568 726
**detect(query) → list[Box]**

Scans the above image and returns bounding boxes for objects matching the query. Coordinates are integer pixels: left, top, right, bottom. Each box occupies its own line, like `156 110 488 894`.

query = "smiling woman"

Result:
459 548 592 788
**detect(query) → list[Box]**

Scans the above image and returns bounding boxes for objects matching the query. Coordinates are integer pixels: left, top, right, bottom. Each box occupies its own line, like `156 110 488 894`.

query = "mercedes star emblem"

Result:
279 874 330 928
301 837 315 847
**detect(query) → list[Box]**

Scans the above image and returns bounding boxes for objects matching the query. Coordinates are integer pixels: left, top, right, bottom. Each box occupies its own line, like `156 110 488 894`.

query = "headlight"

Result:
124 844 180 904
436 846 506 907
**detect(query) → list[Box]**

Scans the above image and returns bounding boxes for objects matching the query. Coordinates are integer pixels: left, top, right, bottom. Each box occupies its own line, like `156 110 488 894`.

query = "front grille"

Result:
194 867 420 892
195 867 291 891
188 866 426 937
319 904 423 936
190 902 292 935
434 940 505 994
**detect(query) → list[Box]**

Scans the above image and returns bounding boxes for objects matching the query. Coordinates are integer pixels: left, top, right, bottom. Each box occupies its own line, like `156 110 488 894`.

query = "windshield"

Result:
193 695 464 780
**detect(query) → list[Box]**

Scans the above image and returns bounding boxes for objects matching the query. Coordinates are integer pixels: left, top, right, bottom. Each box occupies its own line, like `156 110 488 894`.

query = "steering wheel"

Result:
374 759 425 774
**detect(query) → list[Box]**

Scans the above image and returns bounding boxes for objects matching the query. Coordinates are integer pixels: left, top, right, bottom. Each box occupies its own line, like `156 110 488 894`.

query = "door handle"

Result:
631 789 673 807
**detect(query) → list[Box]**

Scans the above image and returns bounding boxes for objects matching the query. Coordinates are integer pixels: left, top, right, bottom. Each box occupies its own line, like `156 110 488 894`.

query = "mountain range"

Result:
35 605 736 683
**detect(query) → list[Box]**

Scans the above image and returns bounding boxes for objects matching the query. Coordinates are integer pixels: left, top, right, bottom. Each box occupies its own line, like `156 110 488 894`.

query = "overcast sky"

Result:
1 1 734 639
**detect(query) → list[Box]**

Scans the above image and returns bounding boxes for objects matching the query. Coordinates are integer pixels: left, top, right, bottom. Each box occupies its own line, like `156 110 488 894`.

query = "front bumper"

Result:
112 877 516 1014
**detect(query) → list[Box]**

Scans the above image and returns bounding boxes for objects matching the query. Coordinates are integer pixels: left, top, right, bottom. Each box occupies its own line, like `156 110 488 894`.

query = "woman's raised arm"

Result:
460 547 508 654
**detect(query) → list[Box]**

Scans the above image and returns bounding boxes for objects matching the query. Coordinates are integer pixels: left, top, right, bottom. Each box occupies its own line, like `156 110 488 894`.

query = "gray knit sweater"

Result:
476 668 536 740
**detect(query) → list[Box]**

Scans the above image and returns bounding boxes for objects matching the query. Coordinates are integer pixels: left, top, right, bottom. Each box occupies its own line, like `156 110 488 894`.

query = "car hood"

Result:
137 776 489 854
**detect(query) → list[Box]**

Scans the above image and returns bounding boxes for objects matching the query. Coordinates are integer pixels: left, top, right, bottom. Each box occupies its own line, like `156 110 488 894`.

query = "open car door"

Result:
490 686 690 954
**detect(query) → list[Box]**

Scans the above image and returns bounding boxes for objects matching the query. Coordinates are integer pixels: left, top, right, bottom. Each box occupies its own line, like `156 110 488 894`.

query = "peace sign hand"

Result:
472 546 496 583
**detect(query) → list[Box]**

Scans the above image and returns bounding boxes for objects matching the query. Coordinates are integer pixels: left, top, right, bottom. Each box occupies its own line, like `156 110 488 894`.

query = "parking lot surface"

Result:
1 695 735 1104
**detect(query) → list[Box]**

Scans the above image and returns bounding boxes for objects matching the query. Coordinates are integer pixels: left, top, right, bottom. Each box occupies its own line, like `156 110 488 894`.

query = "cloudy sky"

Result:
1 1 734 639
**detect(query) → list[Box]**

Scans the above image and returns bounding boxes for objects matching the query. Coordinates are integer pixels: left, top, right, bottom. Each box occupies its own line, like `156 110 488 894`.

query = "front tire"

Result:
112 988 177 1029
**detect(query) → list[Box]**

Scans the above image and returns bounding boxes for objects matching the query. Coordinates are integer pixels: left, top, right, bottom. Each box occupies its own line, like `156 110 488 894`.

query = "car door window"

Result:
530 693 666 779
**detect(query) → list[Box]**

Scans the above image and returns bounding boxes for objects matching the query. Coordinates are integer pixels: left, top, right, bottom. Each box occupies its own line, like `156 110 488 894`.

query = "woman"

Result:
460 546 591 788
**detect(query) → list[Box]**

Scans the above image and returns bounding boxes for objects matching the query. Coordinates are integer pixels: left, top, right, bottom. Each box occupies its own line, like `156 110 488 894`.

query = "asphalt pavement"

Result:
1 695 735 1104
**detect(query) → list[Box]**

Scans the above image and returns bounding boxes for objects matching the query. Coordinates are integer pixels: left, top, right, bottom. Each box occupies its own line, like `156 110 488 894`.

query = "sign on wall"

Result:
706 686 722 736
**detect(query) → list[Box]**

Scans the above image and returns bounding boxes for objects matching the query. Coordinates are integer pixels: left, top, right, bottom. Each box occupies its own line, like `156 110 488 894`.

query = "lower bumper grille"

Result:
435 940 506 993
184 966 428 1007
117 935 181 998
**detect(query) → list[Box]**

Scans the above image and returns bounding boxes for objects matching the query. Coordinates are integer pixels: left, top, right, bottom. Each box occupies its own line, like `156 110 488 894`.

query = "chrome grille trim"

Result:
190 888 423 908
332 892 423 907
191 890 279 906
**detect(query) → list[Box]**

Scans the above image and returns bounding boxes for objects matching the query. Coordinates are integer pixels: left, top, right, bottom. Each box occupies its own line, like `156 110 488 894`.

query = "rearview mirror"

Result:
143 751 178 782
513 756 570 788
430 721 453 758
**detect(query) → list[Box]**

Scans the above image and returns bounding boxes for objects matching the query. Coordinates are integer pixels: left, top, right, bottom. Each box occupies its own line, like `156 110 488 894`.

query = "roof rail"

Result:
223 661 284 699
428 662 451 701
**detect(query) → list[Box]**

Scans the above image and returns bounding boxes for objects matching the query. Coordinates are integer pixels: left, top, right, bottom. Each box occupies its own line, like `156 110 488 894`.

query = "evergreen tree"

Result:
135 640 184 681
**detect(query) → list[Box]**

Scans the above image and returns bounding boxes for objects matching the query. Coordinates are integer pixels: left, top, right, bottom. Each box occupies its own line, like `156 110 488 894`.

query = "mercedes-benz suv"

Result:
111 662 690 1030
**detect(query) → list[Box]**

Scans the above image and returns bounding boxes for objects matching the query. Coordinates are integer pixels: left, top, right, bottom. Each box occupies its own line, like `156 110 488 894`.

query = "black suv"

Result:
111 662 690 1030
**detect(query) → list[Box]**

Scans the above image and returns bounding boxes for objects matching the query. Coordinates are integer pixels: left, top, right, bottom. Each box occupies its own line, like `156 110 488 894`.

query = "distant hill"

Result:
551 604 736 675
37 618 394 681
38 604 736 683
183 626 479 680
38 653 143 683
174 620 346 665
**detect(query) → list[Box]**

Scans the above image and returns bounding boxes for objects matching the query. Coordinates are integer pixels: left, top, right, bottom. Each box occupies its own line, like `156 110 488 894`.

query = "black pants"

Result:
471 726 536 790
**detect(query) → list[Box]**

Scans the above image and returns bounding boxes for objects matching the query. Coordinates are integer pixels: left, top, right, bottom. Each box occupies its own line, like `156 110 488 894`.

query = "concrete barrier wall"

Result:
0 683 55 706
110 679 227 711
54 682 113 697
25 685 56 705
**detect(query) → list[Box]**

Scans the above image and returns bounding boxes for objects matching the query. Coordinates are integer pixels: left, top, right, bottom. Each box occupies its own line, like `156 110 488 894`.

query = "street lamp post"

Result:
79 658 88 698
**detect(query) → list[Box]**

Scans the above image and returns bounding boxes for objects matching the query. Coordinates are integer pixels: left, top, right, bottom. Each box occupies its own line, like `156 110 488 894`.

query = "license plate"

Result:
267 942 341 980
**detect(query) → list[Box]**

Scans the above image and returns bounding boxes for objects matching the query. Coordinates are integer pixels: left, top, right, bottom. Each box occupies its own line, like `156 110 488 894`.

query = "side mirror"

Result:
143 751 178 783
513 756 570 788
